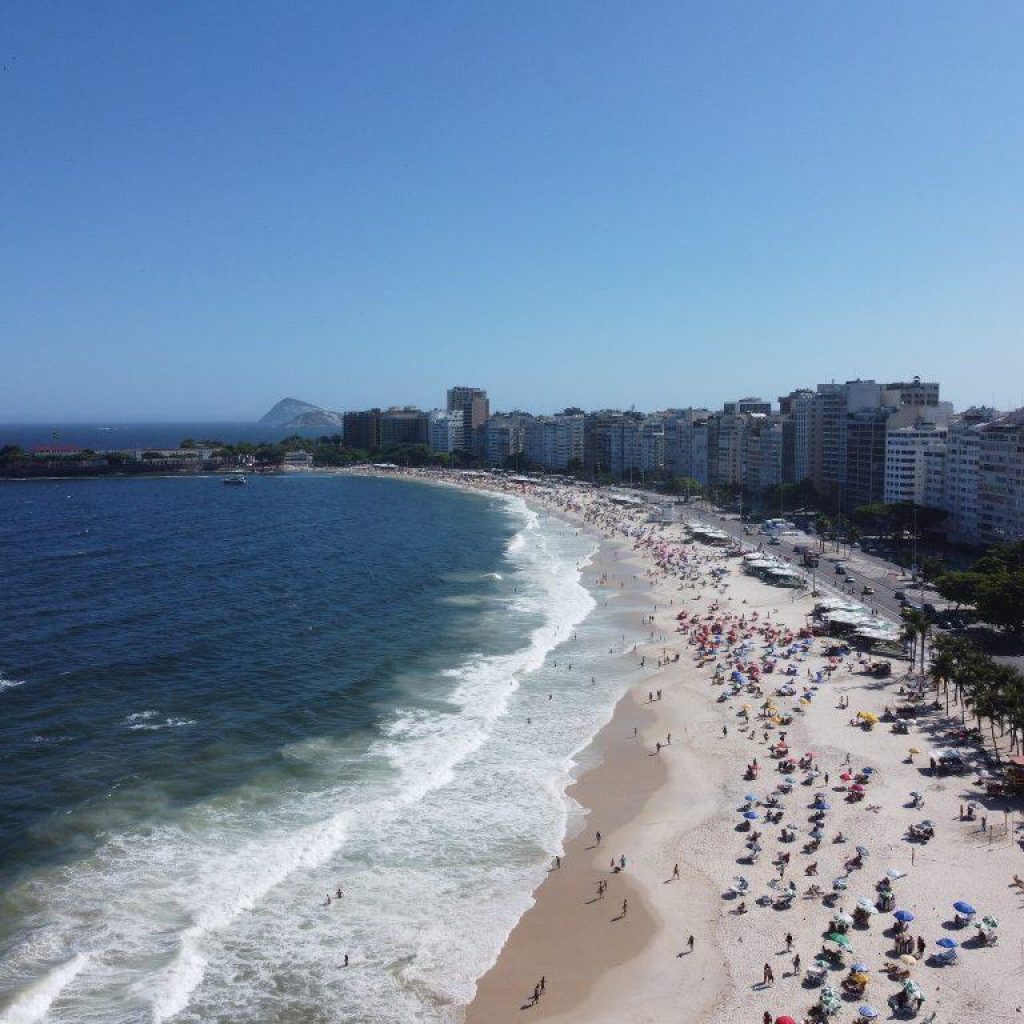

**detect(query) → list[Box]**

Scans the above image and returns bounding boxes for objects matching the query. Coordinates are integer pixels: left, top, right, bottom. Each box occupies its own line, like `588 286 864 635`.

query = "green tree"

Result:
935 571 982 611
974 571 1024 634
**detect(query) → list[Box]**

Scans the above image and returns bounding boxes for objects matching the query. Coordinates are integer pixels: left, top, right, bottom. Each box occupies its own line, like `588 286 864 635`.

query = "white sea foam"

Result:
0 953 89 1024
124 711 197 731
0 497 627 1024
0 674 25 693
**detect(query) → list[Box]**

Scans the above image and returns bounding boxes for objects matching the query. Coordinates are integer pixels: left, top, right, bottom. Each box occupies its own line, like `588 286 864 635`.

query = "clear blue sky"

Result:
3 2 1022 420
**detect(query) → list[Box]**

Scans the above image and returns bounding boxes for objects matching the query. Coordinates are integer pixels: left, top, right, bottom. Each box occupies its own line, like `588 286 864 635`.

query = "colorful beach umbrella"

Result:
894 910 915 923
936 937 958 949
743 810 760 820
953 901 976 916
858 1006 879 1019
775 1018 798 1024
825 932 852 948
851 961 870 972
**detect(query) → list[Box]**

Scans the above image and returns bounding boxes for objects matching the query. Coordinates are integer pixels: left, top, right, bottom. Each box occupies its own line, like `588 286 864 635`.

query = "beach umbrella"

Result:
832 877 848 891
810 828 824 839
899 954 918 967
851 784 867 794
815 800 832 811
775 1018 798 1024
851 961 870 972
952 901 976 916
903 980 922 997
855 845 870 857
894 910 915 923
886 868 906 881
981 915 999 929
783 775 797 784
744 793 758 803
858 1005 879 1019
856 897 877 913
840 771 854 782
862 766 875 774
832 911 854 925
825 932 852 949
936 937 958 949
743 810 760 820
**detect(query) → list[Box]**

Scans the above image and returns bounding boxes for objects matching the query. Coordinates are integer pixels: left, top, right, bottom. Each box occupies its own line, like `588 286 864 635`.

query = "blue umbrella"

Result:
815 801 832 811
894 910 915 922
743 810 760 820
862 767 876 775
858 1007 879 1020
936 937 958 949
744 793 758 803
851 961 870 972
953 901 976 916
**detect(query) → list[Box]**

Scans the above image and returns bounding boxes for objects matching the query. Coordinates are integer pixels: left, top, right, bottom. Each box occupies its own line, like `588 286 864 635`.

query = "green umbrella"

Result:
824 932 852 949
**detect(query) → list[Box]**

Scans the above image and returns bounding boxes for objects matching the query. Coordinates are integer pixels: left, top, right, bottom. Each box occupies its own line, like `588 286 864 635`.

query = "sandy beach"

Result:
353 468 1024 1024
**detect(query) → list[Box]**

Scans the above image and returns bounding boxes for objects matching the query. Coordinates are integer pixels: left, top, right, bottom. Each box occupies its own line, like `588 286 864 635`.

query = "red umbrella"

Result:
776 1017 799 1024
851 783 867 793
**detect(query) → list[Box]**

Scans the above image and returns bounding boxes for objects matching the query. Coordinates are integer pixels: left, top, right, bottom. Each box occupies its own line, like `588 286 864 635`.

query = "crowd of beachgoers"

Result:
351 467 1024 1024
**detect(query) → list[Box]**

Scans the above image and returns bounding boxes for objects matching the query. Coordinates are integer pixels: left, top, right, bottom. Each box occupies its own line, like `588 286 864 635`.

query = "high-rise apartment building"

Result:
523 415 584 471
427 410 465 454
379 407 429 448
884 423 949 505
342 408 382 451
977 409 1024 544
446 387 490 451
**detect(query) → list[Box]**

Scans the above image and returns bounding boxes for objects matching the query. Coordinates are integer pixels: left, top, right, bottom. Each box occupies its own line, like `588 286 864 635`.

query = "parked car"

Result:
861 586 875 595
845 575 855 584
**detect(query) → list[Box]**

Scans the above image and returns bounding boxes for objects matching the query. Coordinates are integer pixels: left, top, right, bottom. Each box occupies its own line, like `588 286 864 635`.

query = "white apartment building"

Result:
428 410 465 453
941 411 996 543
883 423 948 505
977 409 1024 544
523 415 584 471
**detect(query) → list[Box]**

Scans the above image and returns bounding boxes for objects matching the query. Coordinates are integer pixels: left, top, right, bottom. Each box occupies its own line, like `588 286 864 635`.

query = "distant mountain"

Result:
259 398 327 427
259 399 345 431
283 409 345 429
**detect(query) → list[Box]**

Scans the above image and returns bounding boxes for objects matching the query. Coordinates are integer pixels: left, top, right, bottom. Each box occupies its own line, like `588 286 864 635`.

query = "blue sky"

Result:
3 2 1022 420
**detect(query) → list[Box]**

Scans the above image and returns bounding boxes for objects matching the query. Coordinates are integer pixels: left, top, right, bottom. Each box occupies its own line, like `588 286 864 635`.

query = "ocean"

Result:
0 422 331 451
0 473 639 1024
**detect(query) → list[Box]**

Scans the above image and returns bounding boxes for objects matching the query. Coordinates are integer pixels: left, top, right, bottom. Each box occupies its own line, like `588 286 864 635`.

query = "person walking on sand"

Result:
595 830 602 846
785 932 793 952
673 863 680 880
343 954 349 967
792 953 800 975
687 934 694 952
621 898 628 917
540 976 545 994
763 962 771 985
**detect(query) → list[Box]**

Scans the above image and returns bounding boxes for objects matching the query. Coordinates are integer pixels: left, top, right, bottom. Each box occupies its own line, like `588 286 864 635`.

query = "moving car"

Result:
861 585 875 595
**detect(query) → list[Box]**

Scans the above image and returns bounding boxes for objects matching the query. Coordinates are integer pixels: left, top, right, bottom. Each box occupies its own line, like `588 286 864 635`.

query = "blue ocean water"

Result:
0 474 637 1024
0 422 329 451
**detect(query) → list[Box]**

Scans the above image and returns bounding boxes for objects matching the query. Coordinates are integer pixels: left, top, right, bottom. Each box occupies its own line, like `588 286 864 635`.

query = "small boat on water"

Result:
222 473 248 486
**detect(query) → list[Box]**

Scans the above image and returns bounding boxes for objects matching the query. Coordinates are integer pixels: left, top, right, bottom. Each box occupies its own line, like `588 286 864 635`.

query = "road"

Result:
682 504 935 626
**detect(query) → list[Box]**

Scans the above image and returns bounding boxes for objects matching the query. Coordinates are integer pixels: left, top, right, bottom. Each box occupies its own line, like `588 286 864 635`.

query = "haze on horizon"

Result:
2 3 1022 422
